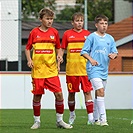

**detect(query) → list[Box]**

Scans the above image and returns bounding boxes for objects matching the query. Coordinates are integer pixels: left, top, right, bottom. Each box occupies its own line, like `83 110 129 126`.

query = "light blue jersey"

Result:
81 32 118 80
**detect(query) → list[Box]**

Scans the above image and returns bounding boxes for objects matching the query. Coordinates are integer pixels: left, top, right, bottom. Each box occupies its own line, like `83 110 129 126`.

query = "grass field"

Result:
0 109 132 133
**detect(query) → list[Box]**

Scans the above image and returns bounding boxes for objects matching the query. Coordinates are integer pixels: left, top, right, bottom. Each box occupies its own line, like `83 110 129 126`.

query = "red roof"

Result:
107 16 133 41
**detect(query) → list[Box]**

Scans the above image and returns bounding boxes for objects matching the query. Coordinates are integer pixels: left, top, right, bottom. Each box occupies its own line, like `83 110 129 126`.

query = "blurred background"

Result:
0 0 132 72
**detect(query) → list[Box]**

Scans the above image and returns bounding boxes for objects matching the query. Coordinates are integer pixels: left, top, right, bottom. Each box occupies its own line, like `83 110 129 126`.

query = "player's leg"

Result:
31 78 44 129
81 76 94 125
47 76 72 129
68 92 76 125
54 92 73 129
67 76 80 125
31 94 42 129
93 93 100 125
91 78 108 126
84 91 94 125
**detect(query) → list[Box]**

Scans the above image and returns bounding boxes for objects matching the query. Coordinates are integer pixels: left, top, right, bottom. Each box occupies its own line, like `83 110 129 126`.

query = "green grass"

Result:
0 109 133 133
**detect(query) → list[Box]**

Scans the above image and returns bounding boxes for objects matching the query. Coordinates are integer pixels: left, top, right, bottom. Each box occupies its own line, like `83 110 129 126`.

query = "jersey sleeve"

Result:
25 31 34 50
61 31 68 49
55 30 61 49
110 35 118 54
80 34 92 55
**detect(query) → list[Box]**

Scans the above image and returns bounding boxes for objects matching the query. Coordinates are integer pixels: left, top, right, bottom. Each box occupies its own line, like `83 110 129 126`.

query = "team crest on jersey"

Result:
84 36 87 39
50 36 55 39
36 35 40 38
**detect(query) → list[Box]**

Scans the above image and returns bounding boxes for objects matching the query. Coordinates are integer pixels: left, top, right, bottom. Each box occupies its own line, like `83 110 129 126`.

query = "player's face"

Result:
72 17 84 31
40 15 54 29
95 19 108 34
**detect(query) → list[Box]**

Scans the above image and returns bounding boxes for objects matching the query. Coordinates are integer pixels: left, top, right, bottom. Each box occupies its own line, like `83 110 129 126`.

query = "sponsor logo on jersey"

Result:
35 49 53 54
70 48 82 53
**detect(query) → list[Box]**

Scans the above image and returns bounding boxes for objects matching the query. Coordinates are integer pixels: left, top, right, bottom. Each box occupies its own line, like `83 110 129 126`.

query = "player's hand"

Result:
90 58 99 66
57 55 63 63
108 53 117 59
27 60 34 68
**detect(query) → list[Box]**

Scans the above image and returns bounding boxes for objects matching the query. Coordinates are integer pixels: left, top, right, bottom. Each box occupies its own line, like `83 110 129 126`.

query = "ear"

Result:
71 21 74 25
95 23 97 28
39 18 42 22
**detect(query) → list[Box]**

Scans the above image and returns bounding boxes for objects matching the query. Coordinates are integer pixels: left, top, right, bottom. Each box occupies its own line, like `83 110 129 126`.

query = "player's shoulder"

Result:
49 27 59 33
31 27 39 31
64 29 72 34
87 32 95 37
29 27 39 34
105 33 115 40
82 29 91 34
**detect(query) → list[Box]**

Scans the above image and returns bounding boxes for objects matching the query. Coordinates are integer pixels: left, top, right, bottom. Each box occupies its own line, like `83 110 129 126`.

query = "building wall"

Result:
0 0 20 61
114 0 132 22
55 0 76 14
0 72 132 109
109 42 133 72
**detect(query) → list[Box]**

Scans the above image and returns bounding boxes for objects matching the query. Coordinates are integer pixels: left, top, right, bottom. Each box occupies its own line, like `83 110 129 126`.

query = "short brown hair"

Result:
95 14 109 23
71 12 84 21
39 8 54 19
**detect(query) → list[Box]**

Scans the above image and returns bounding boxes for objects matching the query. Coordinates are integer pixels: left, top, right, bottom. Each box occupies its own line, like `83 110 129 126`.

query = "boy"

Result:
25 8 72 129
81 14 118 126
61 12 94 125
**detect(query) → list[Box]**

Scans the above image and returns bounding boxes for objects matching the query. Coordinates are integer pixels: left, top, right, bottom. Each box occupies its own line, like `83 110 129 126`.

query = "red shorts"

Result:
66 76 93 92
31 76 62 94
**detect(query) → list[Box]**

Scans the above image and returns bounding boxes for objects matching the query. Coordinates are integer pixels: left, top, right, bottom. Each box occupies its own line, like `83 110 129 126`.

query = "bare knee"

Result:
54 92 63 101
68 92 75 101
84 91 92 101
96 88 104 97
33 94 42 102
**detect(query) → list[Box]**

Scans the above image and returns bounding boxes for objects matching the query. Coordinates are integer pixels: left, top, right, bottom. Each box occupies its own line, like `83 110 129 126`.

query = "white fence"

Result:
0 72 132 109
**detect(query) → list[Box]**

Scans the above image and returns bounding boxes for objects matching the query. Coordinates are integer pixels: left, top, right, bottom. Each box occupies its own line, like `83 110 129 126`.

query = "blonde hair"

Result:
71 12 84 21
39 8 54 19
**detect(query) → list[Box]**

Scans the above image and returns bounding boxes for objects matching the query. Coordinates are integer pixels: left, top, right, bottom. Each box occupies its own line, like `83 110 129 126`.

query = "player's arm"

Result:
108 53 117 59
25 49 33 68
56 48 63 72
81 53 98 66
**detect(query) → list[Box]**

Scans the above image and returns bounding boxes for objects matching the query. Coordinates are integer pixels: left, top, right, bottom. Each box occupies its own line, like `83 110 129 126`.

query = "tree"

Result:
55 0 113 22
22 0 113 21
87 0 113 21
22 0 56 20
124 0 132 2
55 5 82 22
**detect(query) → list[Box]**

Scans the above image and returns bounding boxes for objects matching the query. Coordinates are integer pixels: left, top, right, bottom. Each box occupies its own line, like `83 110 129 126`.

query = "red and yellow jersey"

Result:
26 27 60 78
61 29 90 76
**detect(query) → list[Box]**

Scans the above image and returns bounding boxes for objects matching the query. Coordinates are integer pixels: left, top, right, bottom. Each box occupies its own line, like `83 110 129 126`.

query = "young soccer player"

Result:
25 8 72 129
61 12 94 125
81 14 118 126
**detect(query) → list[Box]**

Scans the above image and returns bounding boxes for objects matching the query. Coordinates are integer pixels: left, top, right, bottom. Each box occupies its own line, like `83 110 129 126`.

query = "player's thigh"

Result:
80 76 93 92
45 76 62 93
66 76 80 92
90 78 106 90
31 78 45 94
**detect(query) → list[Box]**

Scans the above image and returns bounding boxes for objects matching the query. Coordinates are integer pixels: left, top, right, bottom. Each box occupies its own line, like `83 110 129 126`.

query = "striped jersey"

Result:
26 27 60 78
61 29 90 76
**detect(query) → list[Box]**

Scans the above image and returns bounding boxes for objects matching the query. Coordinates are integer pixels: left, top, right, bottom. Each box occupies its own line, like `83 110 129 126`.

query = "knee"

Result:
96 89 104 97
55 92 63 100
33 94 42 102
84 91 92 100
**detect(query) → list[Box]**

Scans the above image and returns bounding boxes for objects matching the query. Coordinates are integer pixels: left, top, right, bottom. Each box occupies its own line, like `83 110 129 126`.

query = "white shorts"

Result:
90 78 107 90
